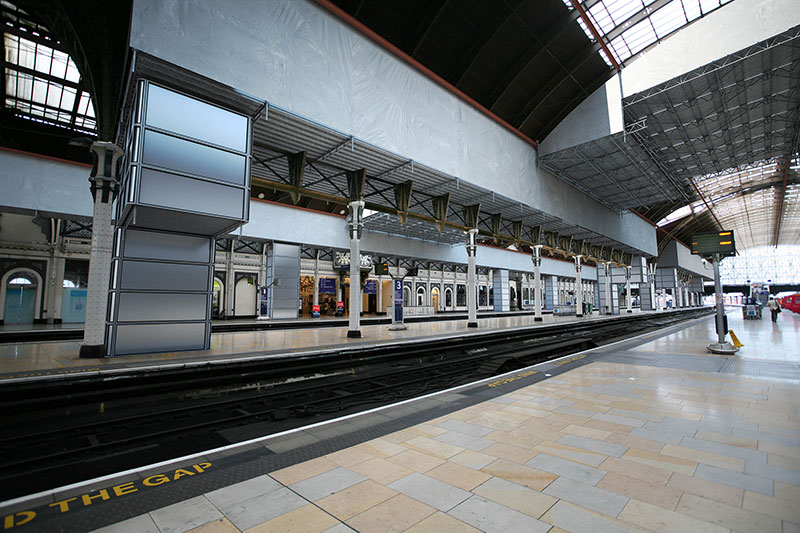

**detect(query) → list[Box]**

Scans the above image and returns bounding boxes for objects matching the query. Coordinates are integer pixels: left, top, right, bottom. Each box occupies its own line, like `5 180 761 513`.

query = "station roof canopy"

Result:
326 0 733 144
325 0 799 254
5 0 797 258
538 24 800 252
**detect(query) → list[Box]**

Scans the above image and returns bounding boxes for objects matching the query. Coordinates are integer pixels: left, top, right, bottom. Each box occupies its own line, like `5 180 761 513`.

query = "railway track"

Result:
0 308 711 500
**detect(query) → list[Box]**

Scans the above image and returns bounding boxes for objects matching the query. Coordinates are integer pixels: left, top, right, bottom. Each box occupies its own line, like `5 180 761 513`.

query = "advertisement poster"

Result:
259 287 268 316
394 279 403 322
364 279 376 294
319 278 336 294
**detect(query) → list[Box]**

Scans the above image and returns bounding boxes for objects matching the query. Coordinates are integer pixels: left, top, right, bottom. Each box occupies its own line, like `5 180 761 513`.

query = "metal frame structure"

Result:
1 2 96 133
540 25 800 251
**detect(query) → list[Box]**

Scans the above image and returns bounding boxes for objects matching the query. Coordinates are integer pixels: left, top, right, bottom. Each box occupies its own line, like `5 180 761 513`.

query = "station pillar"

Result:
603 262 613 315
532 245 543 321
574 255 583 317
625 266 633 313
377 273 383 313
347 200 364 338
466 228 478 327
80 142 123 358
313 249 320 307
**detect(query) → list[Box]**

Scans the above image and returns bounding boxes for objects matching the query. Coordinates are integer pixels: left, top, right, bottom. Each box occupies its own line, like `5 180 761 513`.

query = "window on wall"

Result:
416 286 425 306
445 288 452 308
64 259 89 288
456 284 466 306
479 286 487 306
719 245 800 285
2 3 97 133
403 286 410 307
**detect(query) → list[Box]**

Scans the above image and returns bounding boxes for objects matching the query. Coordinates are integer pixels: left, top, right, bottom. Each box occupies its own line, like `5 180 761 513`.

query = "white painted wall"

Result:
129 0 656 255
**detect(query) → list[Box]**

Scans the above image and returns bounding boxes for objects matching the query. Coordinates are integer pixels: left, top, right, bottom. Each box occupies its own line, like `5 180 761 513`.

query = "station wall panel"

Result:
116 293 208 322
114 323 208 356
267 243 301 319
119 261 210 291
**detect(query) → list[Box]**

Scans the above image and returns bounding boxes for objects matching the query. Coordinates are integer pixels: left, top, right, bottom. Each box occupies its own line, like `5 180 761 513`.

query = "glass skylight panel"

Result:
621 19 658 56
600 0 643 28
699 0 723 14
587 3 616 34
2 28 96 132
648 0 687 38
682 0 702 22
568 0 734 66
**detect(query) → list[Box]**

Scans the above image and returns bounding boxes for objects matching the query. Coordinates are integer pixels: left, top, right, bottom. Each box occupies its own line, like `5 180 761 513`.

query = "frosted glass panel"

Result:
123 229 211 262
139 168 244 219
143 129 246 185
117 292 208 322
115 322 207 355
120 260 210 291
146 84 247 152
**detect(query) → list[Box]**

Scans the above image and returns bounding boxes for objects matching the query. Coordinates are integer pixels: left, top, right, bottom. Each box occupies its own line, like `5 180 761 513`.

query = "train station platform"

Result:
1 308 798 532
0 309 553 343
2 308 668 381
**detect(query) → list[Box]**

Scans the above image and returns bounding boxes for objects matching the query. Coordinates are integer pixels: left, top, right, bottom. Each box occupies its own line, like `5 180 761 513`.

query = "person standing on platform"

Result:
767 295 781 322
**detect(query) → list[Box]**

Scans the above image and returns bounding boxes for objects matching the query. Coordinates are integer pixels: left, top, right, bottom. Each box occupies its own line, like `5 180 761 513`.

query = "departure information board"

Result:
691 231 736 257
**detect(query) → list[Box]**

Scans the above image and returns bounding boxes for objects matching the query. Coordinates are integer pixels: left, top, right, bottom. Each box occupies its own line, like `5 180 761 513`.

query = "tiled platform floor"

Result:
90 311 800 533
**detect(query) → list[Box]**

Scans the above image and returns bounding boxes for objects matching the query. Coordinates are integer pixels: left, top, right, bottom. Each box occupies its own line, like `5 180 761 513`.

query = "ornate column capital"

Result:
88 141 124 203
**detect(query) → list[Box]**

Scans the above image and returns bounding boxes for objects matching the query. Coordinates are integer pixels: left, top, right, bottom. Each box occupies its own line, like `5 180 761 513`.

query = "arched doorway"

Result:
2 269 42 325
212 277 224 318
234 276 257 316
445 287 453 310
431 287 440 313
403 286 411 307
416 286 426 306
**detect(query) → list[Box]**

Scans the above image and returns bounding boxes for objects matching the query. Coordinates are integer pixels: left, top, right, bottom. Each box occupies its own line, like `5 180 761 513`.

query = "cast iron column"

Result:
574 255 583 317
532 245 543 321
80 142 123 358
347 200 364 337
604 262 612 315
626 266 633 313
313 249 320 307
466 228 479 327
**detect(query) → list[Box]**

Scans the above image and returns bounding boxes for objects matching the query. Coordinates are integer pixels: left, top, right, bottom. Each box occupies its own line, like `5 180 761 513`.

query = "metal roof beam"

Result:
624 27 800 105
513 46 604 130
772 154 794 247
452 0 524 85
568 0 620 72
485 7 583 110
536 66 609 136
573 145 644 206
1 59 86 92
407 0 450 58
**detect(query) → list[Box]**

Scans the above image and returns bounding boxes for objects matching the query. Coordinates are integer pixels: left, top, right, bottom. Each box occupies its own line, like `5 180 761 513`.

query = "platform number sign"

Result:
394 280 403 323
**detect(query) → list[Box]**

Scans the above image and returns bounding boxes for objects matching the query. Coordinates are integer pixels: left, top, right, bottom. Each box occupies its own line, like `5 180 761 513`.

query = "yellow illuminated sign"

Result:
690 231 735 256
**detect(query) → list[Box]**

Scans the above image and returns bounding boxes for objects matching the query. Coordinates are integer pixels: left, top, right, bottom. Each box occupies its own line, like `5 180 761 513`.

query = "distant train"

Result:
777 293 800 313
